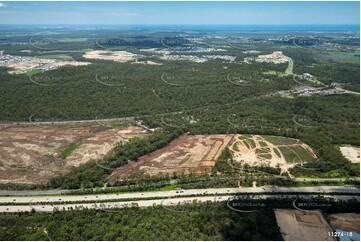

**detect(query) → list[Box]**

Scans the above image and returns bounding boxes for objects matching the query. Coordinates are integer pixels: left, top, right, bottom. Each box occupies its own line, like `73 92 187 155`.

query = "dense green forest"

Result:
0 197 358 241
0 28 359 189
0 202 282 241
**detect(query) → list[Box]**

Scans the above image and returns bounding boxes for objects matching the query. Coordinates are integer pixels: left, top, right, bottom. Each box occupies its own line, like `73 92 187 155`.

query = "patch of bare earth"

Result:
132 60 162 65
274 209 335 241
6 60 90 74
329 213 360 233
83 50 136 62
255 51 289 64
339 145 360 163
109 134 234 181
0 124 145 184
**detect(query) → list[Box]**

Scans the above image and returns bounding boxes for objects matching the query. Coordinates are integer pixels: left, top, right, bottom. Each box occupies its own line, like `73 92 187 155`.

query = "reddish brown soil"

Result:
109 134 234 181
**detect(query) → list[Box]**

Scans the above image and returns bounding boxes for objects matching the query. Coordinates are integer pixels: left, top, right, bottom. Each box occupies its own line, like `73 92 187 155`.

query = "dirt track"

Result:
228 135 317 172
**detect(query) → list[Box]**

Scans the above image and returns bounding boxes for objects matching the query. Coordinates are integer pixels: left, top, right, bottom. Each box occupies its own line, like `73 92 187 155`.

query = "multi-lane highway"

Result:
0 186 358 204
0 186 359 213
0 194 358 213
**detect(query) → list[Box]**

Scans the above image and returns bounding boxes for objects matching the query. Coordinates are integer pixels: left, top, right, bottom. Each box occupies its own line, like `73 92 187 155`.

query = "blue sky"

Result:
0 1 359 25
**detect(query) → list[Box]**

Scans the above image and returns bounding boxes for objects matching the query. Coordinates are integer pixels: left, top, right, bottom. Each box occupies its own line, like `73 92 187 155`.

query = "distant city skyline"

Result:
0 1 359 26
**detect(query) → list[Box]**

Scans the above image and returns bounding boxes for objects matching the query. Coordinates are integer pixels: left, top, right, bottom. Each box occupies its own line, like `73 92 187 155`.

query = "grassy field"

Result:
262 70 279 75
277 146 299 163
264 136 299 146
59 141 83 159
273 148 281 158
321 51 360 64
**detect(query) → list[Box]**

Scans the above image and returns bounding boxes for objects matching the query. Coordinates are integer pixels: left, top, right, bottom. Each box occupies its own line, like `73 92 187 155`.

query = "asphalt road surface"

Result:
0 194 358 213
0 186 358 204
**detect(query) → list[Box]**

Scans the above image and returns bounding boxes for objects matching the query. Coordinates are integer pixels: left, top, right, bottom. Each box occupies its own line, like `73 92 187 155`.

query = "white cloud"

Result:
0 3 7 8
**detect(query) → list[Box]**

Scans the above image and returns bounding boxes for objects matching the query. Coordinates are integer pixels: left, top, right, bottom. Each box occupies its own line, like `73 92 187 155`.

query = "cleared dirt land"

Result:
229 135 317 172
328 213 360 233
0 124 145 184
109 134 233 180
83 50 136 62
339 145 360 163
274 209 335 241
255 51 289 64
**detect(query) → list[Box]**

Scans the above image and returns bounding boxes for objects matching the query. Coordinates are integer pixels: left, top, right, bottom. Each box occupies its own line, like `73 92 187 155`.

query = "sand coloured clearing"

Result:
109 134 234 180
133 60 162 65
83 50 136 62
7 61 90 74
274 209 335 241
52 61 91 67
7 63 39 72
256 51 289 64
340 146 360 163
329 213 360 233
228 135 317 172
0 124 145 184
